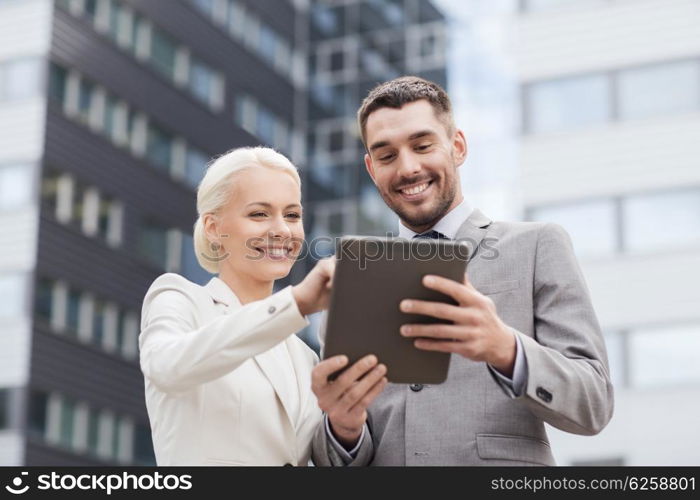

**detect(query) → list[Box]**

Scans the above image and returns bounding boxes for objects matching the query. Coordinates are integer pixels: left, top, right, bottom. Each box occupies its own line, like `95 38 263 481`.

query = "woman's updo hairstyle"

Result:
193 147 300 274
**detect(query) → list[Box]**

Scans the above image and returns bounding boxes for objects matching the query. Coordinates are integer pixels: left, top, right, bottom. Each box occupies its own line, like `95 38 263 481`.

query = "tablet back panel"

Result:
323 237 468 384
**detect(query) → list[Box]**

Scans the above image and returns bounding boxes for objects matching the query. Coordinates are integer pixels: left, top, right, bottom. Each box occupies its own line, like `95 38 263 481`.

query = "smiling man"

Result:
310 76 614 466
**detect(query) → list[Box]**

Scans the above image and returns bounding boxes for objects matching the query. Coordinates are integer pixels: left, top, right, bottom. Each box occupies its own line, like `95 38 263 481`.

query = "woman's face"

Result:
206 167 304 283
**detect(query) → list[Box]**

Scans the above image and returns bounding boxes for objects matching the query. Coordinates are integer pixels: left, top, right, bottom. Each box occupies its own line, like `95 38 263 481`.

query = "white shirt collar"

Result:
397 198 474 240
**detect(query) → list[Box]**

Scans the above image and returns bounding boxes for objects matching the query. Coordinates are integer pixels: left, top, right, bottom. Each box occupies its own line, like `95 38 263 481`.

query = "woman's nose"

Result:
269 216 292 239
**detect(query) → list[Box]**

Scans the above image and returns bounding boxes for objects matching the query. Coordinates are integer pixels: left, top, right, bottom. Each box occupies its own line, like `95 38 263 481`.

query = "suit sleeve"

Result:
310 312 375 466
500 223 614 435
139 273 308 394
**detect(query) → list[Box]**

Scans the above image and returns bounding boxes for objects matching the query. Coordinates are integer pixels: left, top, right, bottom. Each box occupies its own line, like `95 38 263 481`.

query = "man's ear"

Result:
452 129 467 167
364 152 377 184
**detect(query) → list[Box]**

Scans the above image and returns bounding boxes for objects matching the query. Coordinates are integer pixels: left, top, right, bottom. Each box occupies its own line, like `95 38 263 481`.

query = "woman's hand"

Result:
292 257 336 316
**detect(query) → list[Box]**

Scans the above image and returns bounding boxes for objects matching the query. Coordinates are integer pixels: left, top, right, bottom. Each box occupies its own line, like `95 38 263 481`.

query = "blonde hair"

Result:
193 147 301 274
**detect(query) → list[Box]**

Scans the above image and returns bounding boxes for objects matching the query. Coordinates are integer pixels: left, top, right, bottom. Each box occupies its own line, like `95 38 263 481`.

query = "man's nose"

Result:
396 152 422 178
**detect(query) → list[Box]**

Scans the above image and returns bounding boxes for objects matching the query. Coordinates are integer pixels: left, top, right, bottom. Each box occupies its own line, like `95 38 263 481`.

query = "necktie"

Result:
413 230 449 240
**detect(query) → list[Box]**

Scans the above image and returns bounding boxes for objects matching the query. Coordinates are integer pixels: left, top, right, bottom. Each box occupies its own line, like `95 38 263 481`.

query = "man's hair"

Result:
357 76 455 147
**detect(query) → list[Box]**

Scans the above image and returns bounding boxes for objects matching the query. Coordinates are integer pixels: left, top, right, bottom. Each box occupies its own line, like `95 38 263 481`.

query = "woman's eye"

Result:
286 213 302 219
250 212 267 217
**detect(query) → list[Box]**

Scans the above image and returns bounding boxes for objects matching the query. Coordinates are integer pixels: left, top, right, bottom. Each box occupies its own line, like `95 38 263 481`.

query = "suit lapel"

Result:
205 277 297 432
455 208 493 261
285 336 312 428
253 344 296 433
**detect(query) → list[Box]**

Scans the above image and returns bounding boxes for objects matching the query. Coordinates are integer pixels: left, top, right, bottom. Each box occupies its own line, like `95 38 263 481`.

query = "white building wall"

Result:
520 113 700 206
0 432 24 466
0 0 53 466
548 386 700 466
513 0 700 82
513 0 700 465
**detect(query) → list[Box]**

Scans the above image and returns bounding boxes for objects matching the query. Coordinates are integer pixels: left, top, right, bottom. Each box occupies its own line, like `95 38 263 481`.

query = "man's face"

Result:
363 99 467 233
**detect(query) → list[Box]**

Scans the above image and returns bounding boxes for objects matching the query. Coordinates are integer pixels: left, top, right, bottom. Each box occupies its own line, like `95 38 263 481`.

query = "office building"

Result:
514 0 700 465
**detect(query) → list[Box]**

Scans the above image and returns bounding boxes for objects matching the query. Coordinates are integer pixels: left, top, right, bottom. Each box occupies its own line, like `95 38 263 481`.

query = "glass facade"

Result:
528 187 700 259
525 59 700 134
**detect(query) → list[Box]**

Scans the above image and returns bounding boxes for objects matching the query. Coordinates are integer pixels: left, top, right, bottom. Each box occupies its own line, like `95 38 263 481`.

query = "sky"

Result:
433 0 523 220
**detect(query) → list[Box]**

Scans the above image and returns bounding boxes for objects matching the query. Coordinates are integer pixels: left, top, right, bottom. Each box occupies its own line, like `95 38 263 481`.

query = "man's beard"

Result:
380 177 457 229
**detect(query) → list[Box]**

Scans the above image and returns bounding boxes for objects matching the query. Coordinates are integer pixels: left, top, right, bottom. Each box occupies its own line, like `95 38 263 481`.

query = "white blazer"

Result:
139 273 322 466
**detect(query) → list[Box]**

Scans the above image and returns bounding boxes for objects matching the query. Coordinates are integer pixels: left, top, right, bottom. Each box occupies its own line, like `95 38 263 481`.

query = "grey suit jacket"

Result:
311 209 614 466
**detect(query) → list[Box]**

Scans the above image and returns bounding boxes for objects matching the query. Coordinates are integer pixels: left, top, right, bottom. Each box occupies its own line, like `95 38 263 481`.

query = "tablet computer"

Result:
322 236 469 384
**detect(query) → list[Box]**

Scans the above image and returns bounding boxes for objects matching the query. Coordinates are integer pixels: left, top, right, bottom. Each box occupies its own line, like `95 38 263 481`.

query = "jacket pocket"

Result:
477 279 520 296
476 433 554 465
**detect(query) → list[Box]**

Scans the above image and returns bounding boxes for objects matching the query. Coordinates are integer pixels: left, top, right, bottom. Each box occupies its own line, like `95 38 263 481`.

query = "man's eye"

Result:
379 154 394 162
416 143 432 151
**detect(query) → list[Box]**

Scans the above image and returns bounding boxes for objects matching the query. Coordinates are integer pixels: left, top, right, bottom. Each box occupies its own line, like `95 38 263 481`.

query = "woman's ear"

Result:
203 213 220 245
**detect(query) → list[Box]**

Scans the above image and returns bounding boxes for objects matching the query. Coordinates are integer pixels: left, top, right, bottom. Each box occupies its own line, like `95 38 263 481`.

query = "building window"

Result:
48 63 68 104
184 147 209 190
58 397 77 449
622 188 700 253
65 287 82 337
311 3 341 35
41 171 123 246
315 119 359 163
0 164 33 211
146 124 174 173
0 57 43 101
0 274 26 320
525 74 610 134
227 1 246 39
407 23 446 72
181 233 211 285
617 60 700 121
256 107 276 146
35 278 54 324
188 59 215 107
27 390 48 439
26 387 148 464
86 408 100 457
259 24 279 66
34 277 140 362
234 93 258 135
0 389 8 430
61 0 226 111
106 0 134 50
528 199 619 258
138 221 169 268
76 78 96 125
118 311 139 360
103 94 126 145
603 330 626 388
189 0 292 79
521 0 609 12
316 39 357 82
133 423 156 465
628 324 700 389
234 94 291 152
91 298 107 348
191 0 215 17
149 28 178 81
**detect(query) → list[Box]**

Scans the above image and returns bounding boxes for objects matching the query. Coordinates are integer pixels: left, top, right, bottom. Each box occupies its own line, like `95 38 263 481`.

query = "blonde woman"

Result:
139 147 333 466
